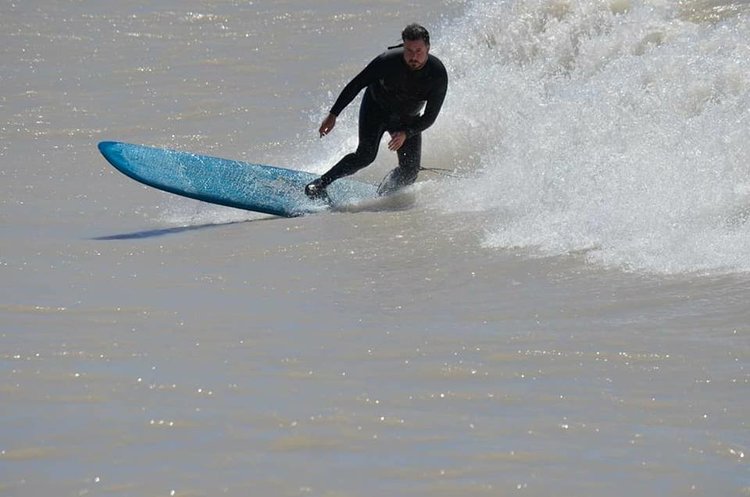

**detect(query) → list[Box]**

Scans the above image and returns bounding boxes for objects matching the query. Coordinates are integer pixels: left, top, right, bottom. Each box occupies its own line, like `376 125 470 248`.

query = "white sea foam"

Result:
426 0 750 274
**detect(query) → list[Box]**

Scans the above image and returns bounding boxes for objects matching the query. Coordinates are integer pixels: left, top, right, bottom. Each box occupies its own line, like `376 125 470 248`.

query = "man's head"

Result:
401 23 430 70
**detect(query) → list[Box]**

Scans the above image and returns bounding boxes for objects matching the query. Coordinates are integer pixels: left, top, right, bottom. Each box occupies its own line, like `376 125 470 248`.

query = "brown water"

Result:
2 1 748 496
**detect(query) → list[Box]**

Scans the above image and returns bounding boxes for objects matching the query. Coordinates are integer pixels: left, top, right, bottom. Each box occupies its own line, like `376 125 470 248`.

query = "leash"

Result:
418 166 461 179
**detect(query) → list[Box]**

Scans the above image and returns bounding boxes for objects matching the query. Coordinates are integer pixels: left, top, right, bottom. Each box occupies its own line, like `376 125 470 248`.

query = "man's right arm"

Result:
329 55 383 116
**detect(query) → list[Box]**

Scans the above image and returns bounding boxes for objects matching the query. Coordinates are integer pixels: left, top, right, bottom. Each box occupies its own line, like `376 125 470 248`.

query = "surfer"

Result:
305 23 448 200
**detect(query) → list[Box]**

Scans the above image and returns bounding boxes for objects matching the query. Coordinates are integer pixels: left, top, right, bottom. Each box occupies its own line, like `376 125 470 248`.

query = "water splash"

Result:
428 0 750 274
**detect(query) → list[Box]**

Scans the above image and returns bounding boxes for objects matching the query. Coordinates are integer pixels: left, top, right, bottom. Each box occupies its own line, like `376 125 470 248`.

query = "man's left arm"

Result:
403 71 448 139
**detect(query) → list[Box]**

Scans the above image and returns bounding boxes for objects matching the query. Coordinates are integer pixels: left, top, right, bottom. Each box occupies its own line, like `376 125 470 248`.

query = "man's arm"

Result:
403 63 448 138
319 56 383 139
329 56 383 117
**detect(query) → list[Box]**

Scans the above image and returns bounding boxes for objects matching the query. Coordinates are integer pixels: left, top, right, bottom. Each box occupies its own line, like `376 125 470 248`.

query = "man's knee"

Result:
354 145 378 166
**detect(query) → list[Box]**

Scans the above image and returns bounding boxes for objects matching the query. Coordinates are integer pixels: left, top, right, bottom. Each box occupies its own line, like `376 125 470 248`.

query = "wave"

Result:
428 0 750 274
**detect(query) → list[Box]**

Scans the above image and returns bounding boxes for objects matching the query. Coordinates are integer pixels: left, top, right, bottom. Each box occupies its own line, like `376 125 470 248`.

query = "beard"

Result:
408 59 424 70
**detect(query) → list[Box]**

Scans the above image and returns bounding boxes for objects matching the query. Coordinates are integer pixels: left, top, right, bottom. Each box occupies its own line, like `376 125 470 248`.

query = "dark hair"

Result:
402 23 430 45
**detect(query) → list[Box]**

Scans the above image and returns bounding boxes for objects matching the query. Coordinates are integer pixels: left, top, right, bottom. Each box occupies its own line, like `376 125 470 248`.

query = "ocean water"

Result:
1 1 748 496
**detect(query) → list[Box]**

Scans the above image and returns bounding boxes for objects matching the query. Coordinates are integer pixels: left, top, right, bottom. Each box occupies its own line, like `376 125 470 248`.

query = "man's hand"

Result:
319 114 336 137
388 131 406 151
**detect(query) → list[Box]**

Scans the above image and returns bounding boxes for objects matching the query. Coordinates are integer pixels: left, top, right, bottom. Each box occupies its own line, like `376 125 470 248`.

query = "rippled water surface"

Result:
1 1 748 496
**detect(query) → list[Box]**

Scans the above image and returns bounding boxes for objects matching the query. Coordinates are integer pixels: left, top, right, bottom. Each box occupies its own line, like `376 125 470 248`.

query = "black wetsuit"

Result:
320 48 448 189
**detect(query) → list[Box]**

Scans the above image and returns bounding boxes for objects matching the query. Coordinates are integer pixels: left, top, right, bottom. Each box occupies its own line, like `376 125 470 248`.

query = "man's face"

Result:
403 39 429 70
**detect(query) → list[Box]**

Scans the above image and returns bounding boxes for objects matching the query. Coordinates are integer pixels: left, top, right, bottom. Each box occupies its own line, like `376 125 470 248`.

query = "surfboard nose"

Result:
98 141 117 153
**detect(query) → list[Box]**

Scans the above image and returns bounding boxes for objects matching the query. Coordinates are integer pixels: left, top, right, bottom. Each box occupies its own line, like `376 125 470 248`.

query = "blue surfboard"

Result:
98 141 378 217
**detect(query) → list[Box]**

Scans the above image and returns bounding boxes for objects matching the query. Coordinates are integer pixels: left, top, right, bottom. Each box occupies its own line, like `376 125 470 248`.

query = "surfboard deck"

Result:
97 141 378 217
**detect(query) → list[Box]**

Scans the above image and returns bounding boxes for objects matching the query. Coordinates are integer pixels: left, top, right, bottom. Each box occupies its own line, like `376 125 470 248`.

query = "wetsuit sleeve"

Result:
403 69 448 139
329 56 383 116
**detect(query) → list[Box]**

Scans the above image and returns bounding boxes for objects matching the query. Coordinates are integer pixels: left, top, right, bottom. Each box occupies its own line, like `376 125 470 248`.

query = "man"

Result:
305 23 448 200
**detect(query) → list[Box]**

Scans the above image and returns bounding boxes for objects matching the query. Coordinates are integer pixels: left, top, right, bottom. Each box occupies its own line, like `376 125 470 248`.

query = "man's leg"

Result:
306 94 386 199
377 132 422 195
